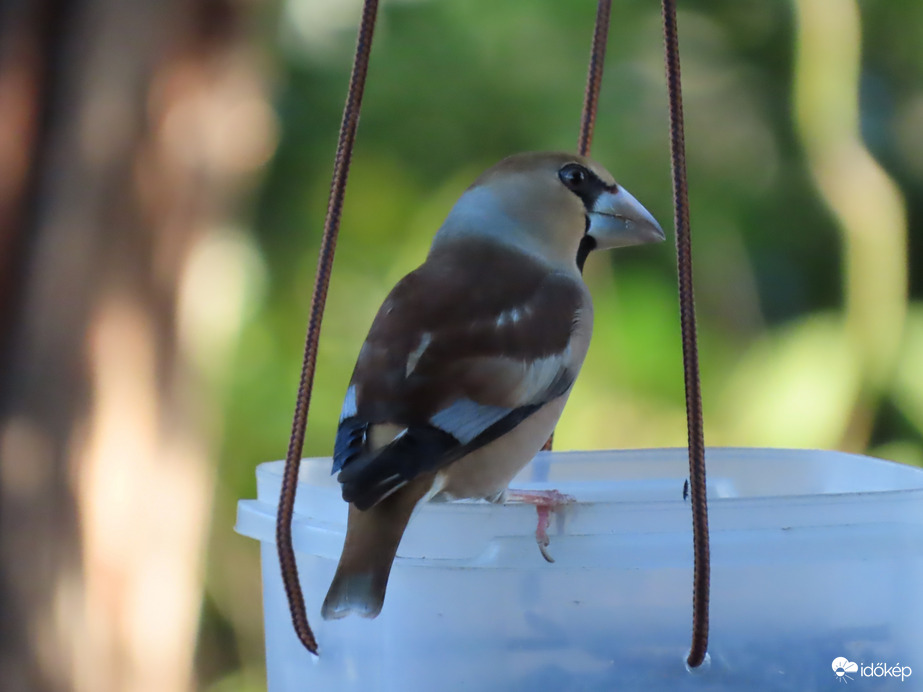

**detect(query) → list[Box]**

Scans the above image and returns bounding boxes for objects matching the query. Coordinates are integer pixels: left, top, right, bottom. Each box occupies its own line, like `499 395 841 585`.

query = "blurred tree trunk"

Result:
0 0 269 690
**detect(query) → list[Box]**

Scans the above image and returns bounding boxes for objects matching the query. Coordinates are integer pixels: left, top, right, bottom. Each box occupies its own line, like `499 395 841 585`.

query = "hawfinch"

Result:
321 151 664 620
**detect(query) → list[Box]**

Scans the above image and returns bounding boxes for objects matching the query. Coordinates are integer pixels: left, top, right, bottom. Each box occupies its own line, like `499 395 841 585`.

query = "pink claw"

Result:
505 489 575 562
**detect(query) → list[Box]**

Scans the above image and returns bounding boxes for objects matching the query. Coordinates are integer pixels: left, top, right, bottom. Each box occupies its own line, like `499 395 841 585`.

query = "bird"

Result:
321 151 664 620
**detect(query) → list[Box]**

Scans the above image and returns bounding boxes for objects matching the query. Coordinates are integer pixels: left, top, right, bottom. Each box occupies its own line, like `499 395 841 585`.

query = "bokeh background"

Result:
1 0 922 689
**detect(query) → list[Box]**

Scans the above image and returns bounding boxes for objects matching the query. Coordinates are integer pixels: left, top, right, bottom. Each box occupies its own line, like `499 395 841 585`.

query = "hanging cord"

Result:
276 0 380 656
661 0 710 669
544 0 612 453
578 0 612 158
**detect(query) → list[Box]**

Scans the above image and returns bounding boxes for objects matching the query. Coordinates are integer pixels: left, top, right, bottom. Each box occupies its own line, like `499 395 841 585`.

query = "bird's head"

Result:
434 151 665 272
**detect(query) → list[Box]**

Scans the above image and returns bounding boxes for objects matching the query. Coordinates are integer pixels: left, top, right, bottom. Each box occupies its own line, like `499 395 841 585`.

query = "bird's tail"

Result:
321 476 432 620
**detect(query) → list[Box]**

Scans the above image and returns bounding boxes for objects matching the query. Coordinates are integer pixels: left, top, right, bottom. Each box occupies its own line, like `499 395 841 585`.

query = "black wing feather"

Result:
336 368 574 509
337 425 460 510
332 416 367 474
336 399 555 510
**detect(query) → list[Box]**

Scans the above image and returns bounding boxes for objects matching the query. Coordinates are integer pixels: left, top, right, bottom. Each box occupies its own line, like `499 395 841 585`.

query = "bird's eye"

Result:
559 164 590 190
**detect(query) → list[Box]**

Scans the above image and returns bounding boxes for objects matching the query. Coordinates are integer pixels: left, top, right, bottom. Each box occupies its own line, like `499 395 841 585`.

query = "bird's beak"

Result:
587 186 665 250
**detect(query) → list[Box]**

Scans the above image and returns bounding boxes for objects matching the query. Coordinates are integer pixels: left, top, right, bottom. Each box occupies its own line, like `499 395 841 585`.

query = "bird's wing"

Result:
332 240 587 510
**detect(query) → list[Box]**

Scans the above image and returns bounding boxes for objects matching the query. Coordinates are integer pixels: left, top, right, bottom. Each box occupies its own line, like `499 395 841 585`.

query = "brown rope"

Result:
276 0 379 656
543 0 612 453
578 0 612 158
661 0 710 668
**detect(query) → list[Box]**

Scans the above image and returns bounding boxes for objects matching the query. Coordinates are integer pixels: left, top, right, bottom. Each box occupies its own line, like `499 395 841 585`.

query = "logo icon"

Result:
833 657 859 683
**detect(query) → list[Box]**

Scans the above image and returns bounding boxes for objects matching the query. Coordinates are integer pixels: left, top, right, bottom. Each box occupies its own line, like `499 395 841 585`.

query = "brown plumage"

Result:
354 240 585 424
321 152 663 620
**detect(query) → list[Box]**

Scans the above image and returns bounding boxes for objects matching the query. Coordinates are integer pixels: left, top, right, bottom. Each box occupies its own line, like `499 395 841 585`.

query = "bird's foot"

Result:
504 489 575 563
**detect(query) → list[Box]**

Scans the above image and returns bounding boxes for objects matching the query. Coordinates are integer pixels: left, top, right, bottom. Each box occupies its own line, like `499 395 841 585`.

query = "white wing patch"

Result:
506 347 572 403
429 399 512 444
495 305 533 328
405 332 432 377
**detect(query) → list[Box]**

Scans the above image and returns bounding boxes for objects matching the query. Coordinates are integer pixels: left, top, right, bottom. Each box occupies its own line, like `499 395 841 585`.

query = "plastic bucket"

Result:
235 448 923 690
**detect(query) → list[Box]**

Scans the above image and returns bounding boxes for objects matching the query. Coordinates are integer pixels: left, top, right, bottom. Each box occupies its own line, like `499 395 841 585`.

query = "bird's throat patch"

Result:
576 234 597 272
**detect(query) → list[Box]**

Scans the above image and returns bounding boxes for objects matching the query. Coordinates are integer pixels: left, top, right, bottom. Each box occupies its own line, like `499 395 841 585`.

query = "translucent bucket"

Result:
235 448 923 690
